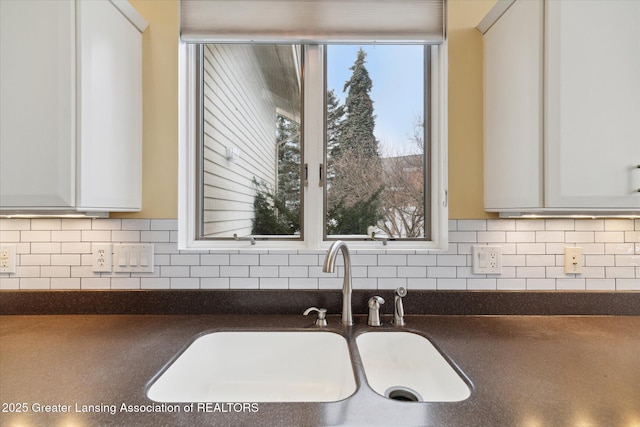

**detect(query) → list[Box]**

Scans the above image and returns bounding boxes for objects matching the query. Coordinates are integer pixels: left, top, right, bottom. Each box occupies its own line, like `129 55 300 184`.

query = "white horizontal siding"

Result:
202 44 278 237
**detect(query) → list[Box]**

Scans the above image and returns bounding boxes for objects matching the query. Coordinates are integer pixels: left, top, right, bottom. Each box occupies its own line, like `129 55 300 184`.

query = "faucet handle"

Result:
303 306 328 327
367 296 385 327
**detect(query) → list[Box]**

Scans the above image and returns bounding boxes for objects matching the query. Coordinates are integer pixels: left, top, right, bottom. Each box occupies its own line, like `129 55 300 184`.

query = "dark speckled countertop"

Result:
1 311 639 427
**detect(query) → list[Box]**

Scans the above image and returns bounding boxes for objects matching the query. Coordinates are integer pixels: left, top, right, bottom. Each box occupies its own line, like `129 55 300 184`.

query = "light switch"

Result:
472 245 502 275
113 244 154 273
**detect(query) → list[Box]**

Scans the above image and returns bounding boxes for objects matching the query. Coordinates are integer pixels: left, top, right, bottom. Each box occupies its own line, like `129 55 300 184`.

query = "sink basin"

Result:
147 331 356 402
356 331 471 402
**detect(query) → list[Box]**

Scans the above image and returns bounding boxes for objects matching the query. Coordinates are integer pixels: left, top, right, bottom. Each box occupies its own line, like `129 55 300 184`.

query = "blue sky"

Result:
326 45 424 157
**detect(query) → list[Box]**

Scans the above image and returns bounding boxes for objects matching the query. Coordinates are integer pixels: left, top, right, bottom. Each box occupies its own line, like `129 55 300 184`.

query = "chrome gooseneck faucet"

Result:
323 240 353 326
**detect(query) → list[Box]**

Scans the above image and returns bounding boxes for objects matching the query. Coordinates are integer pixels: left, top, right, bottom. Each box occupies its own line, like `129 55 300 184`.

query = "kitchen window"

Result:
178 0 448 251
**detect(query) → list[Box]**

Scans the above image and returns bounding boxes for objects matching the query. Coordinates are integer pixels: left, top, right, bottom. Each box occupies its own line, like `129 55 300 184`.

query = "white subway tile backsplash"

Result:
289 254 319 266
585 278 616 291
526 278 556 290
21 254 51 266
605 219 634 231
140 230 170 243
51 254 81 266
51 277 81 290
368 266 396 278
617 279 640 290
407 277 437 290
220 266 249 278
191 266 221 277
506 231 535 243
487 219 515 231
557 278 586 290
91 219 121 230
0 277 20 290
606 267 636 279
595 232 624 243
478 231 506 242
21 278 50 289
31 243 61 254
171 278 200 289
111 278 141 289
200 277 230 289
230 254 260 266
467 278 496 290
378 278 407 289
545 219 574 230
605 243 635 255
230 278 259 289
496 278 526 290
81 230 111 242
565 232 595 243
31 219 62 231
427 266 457 278
52 230 82 242
279 266 309 278
517 267 546 278
0 218 637 291
122 219 150 231
437 278 466 290
457 220 487 231
112 230 141 242
378 254 407 266
40 266 70 278
81 278 110 290
575 219 604 231
141 278 170 289
397 266 427 278
516 219 545 231
535 231 565 243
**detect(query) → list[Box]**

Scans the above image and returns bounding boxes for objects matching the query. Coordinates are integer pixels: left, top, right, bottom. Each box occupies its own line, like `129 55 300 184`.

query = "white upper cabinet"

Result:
0 0 147 215
479 0 640 215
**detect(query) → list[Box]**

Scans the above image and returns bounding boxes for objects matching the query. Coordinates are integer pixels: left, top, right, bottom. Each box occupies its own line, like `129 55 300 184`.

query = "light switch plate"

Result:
113 244 154 273
564 247 583 274
472 245 502 275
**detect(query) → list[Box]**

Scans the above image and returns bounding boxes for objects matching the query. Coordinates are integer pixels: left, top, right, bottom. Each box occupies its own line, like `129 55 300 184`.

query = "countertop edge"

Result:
1 290 639 316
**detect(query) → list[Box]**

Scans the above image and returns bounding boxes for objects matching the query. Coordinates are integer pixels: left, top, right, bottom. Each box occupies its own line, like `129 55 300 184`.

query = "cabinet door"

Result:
0 1 75 208
546 0 640 209
483 0 544 211
77 0 142 211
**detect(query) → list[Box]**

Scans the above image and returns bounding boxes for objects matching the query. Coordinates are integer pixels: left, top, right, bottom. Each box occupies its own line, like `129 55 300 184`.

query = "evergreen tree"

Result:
252 115 301 236
276 114 301 213
326 89 345 158
326 48 383 235
339 48 379 158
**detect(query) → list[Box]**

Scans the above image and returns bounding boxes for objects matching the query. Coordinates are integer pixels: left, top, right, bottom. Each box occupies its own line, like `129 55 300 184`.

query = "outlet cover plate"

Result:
92 243 112 273
472 245 502 275
0 245 17 274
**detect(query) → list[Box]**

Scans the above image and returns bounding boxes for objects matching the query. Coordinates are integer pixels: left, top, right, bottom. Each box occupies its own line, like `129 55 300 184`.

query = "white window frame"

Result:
178 42 448 252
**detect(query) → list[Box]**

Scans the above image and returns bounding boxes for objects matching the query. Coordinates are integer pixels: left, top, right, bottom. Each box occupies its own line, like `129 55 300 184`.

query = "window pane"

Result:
325 45 426 239
200 44 302 239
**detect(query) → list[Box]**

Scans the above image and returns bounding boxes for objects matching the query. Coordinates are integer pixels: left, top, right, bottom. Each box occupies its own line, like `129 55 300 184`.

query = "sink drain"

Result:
385 386 423 402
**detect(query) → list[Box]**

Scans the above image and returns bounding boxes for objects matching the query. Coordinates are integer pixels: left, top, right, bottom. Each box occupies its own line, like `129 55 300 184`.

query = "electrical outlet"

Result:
564 247 583 274
0 245 17 274
112 244 154 273
472 245 502 275
92 243 112 272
